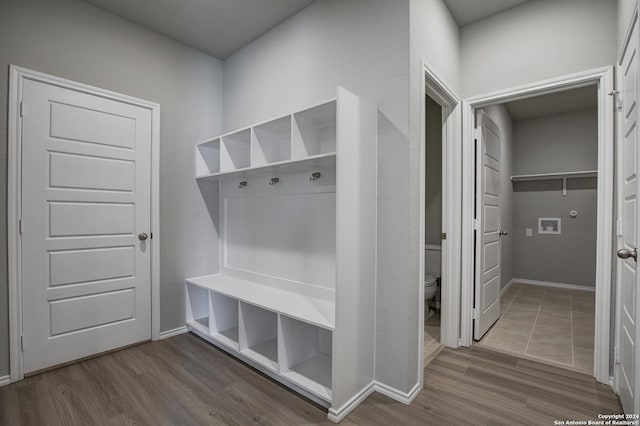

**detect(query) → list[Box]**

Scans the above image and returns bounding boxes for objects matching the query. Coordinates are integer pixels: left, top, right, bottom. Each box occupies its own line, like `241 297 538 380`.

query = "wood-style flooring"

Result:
0 333 621 425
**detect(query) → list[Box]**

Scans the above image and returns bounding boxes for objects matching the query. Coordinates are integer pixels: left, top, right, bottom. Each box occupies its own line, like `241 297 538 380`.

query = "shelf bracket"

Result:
562 177 567 196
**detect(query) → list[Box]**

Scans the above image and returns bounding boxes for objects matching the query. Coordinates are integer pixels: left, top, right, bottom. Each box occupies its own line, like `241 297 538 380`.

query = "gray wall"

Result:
407 0 460 387
460 0 617 97
223 0 409 131
410 0 461 94
0 0 224 376
480 105 514 289
425 96 442 246
222 0 417 394
512 109 598 286
619 0 638 48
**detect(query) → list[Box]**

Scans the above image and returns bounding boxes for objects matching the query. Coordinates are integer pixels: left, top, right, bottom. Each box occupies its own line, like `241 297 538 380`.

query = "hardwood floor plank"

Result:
0 333 622 425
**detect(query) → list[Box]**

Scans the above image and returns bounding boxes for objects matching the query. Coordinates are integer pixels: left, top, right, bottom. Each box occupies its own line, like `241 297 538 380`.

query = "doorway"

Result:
472 86 599 374
460 67 614 384
423 94 444 363
419 62 461 377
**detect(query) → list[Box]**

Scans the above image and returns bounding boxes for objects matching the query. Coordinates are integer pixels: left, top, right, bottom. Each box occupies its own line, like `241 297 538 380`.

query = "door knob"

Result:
499 231 508 236
138 233 149 241
617 248 637 261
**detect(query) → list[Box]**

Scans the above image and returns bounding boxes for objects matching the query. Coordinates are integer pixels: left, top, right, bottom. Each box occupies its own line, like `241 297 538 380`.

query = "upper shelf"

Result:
196 99 337 180
510 170 598 182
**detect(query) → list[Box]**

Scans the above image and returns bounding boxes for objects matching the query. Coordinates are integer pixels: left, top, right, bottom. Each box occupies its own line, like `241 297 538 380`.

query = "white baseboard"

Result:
373 381 422 405
500 279 514 296
158 326 188 340
514 278 595 292
0 375 10 387
327 382 375 423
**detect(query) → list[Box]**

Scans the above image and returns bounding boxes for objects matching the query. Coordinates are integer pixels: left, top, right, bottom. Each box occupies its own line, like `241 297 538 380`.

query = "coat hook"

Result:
238 181 247 188
309 172 321 181
269 177 279 185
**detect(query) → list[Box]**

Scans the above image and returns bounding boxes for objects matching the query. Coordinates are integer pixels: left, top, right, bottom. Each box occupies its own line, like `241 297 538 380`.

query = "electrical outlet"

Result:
526 228 533 237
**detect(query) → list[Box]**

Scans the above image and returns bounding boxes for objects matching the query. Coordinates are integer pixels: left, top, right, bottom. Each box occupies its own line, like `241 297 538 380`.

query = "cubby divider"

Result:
195 138 220 177
221 129 251 171
239 303 278 370
292 101 337 160
252 116 292 166
209 291 239 349
186 283 209 334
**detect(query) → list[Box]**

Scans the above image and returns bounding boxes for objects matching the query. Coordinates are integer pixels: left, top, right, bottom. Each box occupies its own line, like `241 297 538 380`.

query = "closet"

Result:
185 87 376 421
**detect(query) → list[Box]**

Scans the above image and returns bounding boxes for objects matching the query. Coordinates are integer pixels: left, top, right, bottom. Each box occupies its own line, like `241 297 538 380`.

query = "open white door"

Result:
616 11 640 414
20 77 153 373
474 112 502 340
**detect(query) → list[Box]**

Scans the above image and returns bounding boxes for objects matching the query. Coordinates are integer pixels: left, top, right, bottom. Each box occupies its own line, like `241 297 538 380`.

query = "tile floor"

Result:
424 303 442 365
478 282 595 373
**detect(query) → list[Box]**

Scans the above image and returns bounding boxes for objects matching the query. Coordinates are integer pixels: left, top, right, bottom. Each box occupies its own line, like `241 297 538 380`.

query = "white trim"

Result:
8 66 23 384
418 60 462 395
0 376 10 388
461 98 474 347
327 382 375 423
373 381 422 405
150 91 161 342
461 67 614 386
512 278 595 292
7 65 161 382
158 326 188 340
500 279 514 296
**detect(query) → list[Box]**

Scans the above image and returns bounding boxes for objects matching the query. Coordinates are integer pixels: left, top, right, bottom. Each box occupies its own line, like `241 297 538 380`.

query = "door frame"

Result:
418 59 461 382
460 67 614 384
7 65 161 382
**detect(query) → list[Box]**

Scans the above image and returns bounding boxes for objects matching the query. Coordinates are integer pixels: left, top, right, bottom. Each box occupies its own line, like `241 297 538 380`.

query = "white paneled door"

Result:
20 78 152 373
616 13 640 414
474 111 502 340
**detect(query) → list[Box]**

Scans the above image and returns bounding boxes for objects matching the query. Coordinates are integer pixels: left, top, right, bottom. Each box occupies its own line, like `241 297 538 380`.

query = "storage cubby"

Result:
195 138 220 177
221 129 251 171
292 101 337 159
186 283 209 333
188 87 377 421
209 291 239 349
239 303 278 370
252 116 292 166
280 316 332 399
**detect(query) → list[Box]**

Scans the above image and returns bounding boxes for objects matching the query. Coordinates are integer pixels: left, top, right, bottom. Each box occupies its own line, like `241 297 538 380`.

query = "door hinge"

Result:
473 219 480 230
609 90 623 111
19 219 22 235
617 219 623 237
20 336 24 351
441 232 447 240
614 346 620 364
474 128 481 140
472 308 479 320
19 101 24 117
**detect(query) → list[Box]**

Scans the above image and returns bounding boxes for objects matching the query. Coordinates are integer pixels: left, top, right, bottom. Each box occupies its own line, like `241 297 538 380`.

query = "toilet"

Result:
424 245 441 314
425 274 438 300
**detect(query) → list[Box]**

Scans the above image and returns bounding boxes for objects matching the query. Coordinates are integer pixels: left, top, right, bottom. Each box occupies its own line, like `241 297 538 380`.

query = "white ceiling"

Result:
503 86 598 121
443 0 532 26
83 0 316 59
